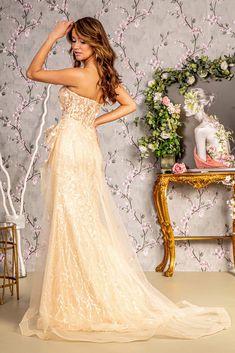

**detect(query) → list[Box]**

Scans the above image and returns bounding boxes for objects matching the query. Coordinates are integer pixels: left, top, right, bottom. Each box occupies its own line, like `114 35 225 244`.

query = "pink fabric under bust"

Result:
194 147 227 168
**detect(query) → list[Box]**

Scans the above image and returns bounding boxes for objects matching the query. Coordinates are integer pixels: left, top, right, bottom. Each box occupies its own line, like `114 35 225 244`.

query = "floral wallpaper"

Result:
0 0 234 272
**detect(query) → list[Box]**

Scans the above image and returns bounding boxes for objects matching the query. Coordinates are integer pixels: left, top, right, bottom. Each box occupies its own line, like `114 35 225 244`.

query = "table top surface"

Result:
157 170 235 177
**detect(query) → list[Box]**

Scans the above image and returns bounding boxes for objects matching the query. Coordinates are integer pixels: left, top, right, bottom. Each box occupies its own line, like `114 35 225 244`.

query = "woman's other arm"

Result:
26 20 84 85
94 84 137 127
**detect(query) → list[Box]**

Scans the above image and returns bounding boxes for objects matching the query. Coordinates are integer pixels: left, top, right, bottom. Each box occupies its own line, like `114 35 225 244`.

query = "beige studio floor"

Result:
0 271 234 353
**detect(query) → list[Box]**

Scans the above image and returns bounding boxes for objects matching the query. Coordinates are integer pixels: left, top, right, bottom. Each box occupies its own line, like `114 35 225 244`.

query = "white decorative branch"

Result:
0 180 10 215
0 153 17 216
20 83 52 215
0 84 52 277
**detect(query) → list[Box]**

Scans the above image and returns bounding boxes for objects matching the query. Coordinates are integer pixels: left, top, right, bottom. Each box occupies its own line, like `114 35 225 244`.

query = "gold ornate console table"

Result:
153 171 235 277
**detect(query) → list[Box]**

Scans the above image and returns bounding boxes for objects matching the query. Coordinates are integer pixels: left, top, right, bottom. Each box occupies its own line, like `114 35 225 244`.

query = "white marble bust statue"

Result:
183 88 234 168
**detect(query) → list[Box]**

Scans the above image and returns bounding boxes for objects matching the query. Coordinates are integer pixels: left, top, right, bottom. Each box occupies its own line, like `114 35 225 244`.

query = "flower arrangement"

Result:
136 54 235 161
137 93 182 159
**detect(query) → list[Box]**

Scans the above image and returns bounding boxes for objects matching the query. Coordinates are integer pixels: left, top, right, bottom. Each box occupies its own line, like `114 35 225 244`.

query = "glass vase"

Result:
160 154 175 172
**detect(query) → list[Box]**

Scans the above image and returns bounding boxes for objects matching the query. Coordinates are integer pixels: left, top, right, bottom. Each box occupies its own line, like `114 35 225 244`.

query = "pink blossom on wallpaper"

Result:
214 248 227 259
200 260 210 272
172 224 181 235
206 14 221 25
24 245 35 258
32 176 39 185
120 21 128 31
149 58 163 70
127 15 134 21
135 95 144 104
134 20 140 28
136 70 146 80
198 210 206 218
192 27 202 34
142 9 150 15
23 2 33 10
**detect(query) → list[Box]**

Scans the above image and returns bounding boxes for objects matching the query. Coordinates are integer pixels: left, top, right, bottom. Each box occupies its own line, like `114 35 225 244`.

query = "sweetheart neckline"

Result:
63 86 103 106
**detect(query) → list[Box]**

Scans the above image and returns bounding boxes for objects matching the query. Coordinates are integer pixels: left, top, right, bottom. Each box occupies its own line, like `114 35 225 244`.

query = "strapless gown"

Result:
18 85 231 342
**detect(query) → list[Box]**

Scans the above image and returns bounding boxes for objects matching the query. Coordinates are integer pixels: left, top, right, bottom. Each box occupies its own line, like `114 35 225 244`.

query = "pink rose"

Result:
162 96 171 106
172 162 187 174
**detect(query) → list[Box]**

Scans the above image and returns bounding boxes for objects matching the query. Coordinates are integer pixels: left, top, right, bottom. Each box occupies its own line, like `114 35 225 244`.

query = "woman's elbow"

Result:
129 102 137 113
26 70 33 79
26 69 36 79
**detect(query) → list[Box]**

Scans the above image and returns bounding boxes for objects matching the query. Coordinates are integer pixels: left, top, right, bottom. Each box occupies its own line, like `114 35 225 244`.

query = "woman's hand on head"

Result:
49 20 74 40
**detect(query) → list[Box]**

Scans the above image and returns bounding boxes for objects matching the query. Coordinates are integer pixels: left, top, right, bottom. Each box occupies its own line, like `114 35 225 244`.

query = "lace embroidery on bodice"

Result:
59 86 103 127
44 86 103 161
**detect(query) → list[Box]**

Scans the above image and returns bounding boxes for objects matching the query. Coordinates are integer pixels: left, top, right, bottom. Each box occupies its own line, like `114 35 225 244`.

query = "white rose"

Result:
139 145 148 153
147 80 155 87
167 103 175 114
220 61 228 70
160 131 171 139
187 76 196 85
148 143 155 151
162 72 169 79
153 92 162 102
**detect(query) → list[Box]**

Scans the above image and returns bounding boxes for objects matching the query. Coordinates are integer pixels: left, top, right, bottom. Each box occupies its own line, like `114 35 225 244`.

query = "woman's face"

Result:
71 28 94 61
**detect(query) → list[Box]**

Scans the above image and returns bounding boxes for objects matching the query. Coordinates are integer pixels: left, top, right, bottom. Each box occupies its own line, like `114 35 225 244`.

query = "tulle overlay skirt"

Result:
19 115 231 342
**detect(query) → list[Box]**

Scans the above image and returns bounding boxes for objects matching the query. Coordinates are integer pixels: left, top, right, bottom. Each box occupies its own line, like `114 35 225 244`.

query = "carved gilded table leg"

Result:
153 176 175 276
164 225 176 277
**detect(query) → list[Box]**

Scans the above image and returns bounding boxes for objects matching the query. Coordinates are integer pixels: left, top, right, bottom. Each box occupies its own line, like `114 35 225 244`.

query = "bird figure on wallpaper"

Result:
19 17 231 342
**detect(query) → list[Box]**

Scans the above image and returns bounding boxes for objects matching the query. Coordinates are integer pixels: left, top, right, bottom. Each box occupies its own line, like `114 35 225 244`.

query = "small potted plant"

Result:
137 84 183 172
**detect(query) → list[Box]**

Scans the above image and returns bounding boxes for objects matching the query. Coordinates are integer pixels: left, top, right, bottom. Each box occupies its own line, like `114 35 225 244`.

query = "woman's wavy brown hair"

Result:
66 17 122 105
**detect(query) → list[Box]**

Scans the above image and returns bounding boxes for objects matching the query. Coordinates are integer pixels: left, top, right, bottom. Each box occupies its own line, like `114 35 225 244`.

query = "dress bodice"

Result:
44 86 103 161
58 86 103 127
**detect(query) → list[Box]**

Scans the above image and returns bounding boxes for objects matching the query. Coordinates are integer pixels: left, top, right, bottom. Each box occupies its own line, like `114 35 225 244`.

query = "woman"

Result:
19 17 231 342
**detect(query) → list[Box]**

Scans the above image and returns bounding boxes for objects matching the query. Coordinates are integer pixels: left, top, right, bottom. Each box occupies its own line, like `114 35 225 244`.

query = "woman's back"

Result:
66 66 104 104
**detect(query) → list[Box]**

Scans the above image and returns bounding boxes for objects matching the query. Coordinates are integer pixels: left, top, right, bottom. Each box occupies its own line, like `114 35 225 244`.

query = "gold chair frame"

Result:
0 223 19 304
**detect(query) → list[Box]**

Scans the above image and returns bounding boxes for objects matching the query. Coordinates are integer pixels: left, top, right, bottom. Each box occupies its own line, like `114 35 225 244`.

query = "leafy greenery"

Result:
137 54 235 159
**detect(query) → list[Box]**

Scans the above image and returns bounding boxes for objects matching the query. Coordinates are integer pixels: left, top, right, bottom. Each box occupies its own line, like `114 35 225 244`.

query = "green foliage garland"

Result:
137 54 235 159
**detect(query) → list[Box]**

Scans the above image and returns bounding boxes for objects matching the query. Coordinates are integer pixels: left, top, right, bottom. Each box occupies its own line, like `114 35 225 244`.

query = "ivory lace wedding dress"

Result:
19 85 231 342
